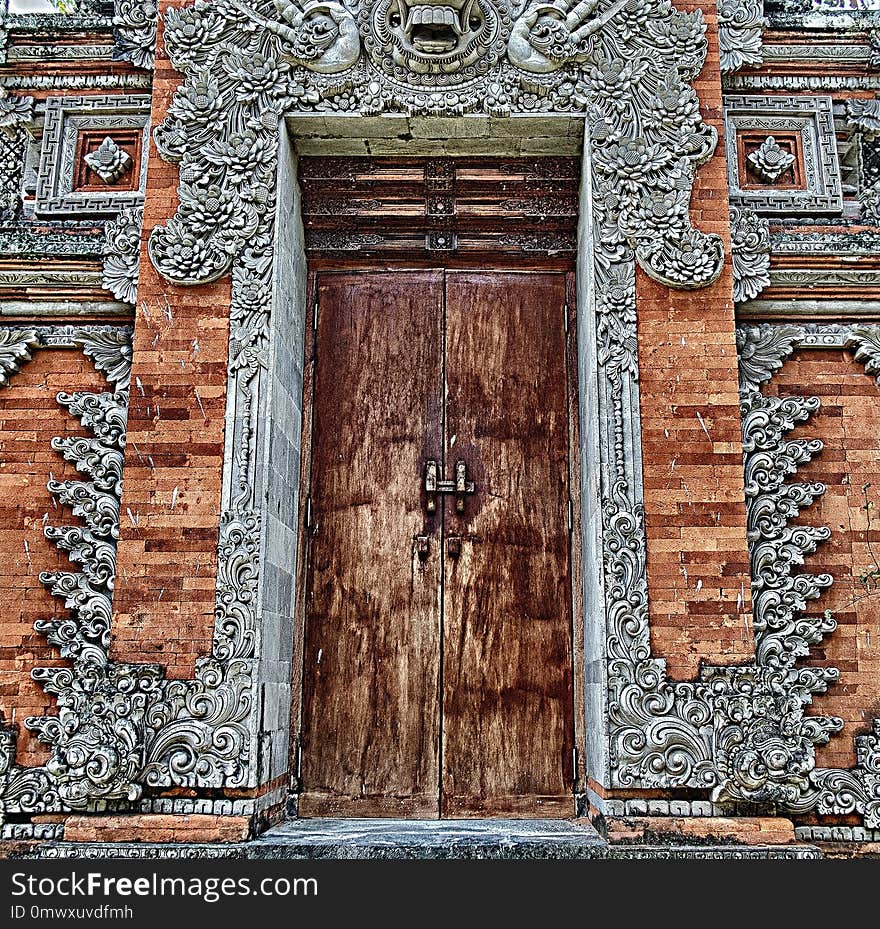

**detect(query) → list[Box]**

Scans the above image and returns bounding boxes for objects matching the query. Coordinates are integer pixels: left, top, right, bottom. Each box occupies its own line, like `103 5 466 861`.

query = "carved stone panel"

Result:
35 95 150 218
725 95 843 214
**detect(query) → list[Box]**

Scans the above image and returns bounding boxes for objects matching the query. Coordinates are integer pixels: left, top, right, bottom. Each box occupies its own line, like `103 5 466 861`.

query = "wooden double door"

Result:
298 268 575 818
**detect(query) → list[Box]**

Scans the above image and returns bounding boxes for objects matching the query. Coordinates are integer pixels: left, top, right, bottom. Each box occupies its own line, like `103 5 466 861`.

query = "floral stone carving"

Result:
747 136 796 184
149 0 724 291
716 0 763 75
730 205 770 303
103 207 144 304
84 137 134 184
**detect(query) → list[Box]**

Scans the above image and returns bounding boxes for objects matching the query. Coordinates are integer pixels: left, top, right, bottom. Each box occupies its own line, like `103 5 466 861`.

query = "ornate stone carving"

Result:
717 0 764 74
739 392 835 675
608 348 842 806
746 135 795 183
730 205 770 303
84 136 134 184
36 95 150 218
0 88 34 221
102 207 144 304
113 0 159 70
736 323 798 393
149 0 724 291
846 98 880 138
727 323 880 823
725 96 843 214
213 512 260 662
0 329 40 387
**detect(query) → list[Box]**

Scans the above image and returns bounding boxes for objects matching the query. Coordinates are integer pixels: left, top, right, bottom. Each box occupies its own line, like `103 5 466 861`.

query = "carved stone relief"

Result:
746 134 795 182
36 95 151 218
717 0 764 74
148 0 725 291
84 136 134 184
0 89 34 221
3 0 878 829
102 207 144 303
725 95 843 214
844 99 880 226
730 204 770 302
113 0 159 70
0 324 253 812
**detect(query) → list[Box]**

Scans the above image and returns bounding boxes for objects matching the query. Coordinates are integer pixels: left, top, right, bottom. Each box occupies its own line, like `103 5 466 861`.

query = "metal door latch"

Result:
425 459 475 514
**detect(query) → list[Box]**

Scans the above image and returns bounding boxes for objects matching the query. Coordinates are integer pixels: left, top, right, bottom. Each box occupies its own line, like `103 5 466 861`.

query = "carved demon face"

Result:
365 0 509 79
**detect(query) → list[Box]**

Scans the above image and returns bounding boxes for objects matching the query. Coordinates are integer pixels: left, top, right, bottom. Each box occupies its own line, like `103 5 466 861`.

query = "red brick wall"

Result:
636 0 754 680
0 349 108 765
764 349 880 770
110 5 231 678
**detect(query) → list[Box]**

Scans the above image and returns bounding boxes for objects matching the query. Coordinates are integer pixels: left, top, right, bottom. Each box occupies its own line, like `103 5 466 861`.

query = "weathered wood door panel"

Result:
441 272 574 818
300 269 573 819
299 272 444 818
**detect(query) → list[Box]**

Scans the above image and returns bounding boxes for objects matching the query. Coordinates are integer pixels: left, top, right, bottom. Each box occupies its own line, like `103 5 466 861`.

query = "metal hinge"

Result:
564 303 569 335
313 293 319 334
568 498 573 534
572 747 579 788
305 494 312 531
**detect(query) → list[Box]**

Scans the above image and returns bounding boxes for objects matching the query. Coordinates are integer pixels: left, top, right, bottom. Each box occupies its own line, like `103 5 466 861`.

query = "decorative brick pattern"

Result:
111 7 230 678
637 3 754 680
763 349 880 770
0 348 107 765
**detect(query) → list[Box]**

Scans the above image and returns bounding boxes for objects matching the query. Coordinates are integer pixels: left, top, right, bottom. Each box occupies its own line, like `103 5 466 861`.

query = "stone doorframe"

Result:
2 0 878 827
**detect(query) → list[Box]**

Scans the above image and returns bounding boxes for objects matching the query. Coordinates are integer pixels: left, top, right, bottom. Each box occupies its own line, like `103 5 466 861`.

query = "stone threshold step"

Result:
31 818 822 859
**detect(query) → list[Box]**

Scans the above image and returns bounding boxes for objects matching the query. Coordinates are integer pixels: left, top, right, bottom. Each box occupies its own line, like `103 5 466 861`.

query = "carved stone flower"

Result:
179 183 239 230
631 188 690 234
589 58 648 116
157 233 215 280
639 227 721 287
84 137 133 184
168 77 224 128
203 129 272 185
649 78 700 133
223 52 288 104
164 5 227 71
644 11 707 76
747 136 796 184
230 268 270 326
730 205 770 302
0 88 34 138
102 207 143 305
596 139 671 186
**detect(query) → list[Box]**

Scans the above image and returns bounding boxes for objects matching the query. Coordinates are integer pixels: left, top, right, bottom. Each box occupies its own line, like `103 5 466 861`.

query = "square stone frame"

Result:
35 94 151 218
724 95 843 214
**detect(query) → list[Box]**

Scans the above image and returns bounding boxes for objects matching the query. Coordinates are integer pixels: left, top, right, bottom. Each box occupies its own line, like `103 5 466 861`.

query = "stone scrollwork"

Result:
736 323 798 393
730 206 770 303
149 0 725 292
0 329 40 388
0 321 253 810
102 207 144 305
114 0 160 71
716 0 763 75
143 0 725 807
725 324 880 823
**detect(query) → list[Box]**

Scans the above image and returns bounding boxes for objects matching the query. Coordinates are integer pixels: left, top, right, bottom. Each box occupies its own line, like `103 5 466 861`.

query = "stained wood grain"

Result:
441 271 574 818
299 271 444 818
